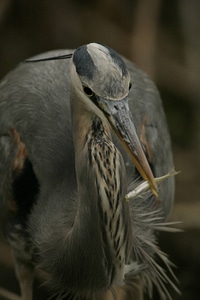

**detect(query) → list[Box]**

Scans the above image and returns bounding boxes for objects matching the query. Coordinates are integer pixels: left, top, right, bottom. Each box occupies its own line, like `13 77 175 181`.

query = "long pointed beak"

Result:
98 97 158 197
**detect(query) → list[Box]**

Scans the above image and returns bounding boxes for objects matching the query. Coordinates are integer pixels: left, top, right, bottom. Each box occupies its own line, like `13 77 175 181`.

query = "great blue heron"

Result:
0 43 177 300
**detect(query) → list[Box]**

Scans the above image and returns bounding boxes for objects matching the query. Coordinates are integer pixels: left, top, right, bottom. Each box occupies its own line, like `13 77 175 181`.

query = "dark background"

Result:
0 0 200 299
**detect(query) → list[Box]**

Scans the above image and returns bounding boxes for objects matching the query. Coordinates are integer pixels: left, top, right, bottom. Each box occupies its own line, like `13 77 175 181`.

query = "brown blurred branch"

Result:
130 0 161 79
180 0 200 83
0 287 20 300
0 0 12 25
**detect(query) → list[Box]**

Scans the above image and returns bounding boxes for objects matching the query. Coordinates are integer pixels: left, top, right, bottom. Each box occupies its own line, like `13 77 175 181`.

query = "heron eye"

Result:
83 86 94 97
129 82 132 90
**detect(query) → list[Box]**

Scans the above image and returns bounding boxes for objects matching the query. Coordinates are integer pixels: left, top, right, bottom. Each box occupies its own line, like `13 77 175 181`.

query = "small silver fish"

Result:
125 168 180 201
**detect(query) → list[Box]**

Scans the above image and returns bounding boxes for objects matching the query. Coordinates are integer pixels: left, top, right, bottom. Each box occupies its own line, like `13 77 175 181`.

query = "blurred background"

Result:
0 0 199 299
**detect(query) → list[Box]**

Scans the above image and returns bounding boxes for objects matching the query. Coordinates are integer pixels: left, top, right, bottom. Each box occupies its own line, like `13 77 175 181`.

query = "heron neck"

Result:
71 106 132 287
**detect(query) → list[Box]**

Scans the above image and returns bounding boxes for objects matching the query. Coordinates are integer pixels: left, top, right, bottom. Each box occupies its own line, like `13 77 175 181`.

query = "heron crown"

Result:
72 43 131 101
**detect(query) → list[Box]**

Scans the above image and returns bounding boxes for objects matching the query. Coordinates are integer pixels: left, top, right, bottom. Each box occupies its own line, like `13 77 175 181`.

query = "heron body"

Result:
0 43 176 299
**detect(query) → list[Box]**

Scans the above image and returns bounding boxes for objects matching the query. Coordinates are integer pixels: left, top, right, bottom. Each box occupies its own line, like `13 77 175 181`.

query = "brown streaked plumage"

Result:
0 43 178 300
85 116 132 286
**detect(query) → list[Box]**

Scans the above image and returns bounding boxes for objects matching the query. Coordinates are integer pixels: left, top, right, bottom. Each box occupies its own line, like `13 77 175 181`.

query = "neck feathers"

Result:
84 117 131 285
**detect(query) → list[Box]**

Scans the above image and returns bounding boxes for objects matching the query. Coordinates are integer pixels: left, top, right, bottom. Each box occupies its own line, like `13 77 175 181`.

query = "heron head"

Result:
70 43 158 196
